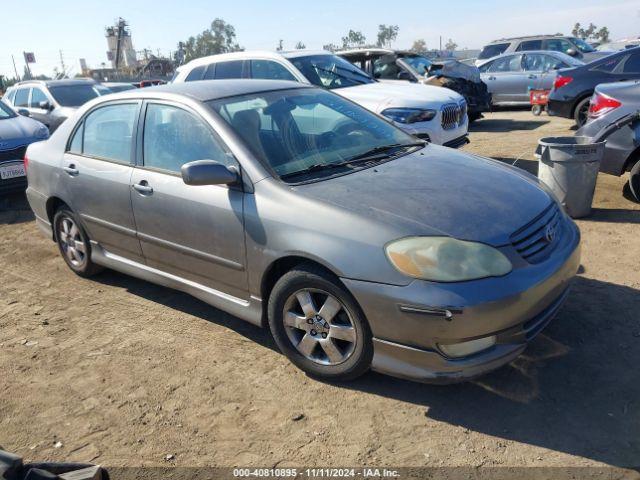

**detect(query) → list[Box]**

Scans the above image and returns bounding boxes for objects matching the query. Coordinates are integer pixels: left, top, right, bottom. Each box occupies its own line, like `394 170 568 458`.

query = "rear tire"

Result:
267 264 373 382
53 207 103 277
629 161 640 203
574 97 591 127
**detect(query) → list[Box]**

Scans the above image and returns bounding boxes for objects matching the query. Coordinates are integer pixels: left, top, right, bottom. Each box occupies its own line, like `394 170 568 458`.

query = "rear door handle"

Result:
133 181 153 194
488 76 496 80
528 74 537 79
63 164 79 176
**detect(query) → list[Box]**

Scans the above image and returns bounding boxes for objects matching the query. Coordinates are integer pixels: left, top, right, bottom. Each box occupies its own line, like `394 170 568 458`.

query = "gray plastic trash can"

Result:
536 136 605 218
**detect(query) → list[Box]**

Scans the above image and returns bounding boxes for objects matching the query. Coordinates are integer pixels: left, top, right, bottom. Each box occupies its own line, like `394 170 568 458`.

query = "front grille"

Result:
0 145 27 162
440 101 467 130
510 203 562 264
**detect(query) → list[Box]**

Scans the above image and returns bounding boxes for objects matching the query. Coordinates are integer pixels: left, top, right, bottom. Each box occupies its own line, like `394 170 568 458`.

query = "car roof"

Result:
338 48 393 56
280 50 331 59
487 35 572 44
13 78 97 88
103 79 309 102
476 50 579 66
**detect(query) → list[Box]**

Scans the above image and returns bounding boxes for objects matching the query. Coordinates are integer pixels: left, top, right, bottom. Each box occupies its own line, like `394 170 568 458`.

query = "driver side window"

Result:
143 104 234 173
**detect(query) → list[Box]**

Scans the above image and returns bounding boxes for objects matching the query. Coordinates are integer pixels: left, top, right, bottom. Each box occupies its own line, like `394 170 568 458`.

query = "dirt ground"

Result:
0 110 639 472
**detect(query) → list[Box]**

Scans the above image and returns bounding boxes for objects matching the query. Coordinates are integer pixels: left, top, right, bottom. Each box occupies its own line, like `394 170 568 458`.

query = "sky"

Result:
2 0 639 79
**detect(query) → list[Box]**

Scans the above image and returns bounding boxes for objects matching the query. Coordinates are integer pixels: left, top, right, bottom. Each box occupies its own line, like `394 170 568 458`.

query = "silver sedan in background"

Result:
478 51 584 106
24 80 580 383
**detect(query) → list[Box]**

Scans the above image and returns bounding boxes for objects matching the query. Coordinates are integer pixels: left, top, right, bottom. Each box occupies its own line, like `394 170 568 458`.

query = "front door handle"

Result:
488 76 496 80
133 181 153 195
63 164 79 176
528 74 537 79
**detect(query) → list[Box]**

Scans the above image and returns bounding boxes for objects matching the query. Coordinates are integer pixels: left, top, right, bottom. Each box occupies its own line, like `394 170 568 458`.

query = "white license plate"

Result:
0 163 26 180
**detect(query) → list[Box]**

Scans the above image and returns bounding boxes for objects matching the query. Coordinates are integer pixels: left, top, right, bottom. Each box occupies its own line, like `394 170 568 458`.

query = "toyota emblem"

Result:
545 224 557 243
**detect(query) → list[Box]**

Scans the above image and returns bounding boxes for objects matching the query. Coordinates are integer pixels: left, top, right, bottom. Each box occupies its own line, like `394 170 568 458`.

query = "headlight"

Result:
385 236 512 282
381 108 437 124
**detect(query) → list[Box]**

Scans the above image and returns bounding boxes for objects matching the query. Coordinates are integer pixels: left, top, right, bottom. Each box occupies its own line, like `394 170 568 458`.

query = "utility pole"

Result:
59 50 66 78
11 55 19 80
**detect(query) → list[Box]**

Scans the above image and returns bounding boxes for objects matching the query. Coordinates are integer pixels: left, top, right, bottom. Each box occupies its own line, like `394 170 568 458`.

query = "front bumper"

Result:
342 220 581 383
399 120 468 148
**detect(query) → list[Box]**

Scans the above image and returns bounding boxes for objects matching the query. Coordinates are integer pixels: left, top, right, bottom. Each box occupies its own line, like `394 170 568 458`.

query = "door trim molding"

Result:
137 231 245 271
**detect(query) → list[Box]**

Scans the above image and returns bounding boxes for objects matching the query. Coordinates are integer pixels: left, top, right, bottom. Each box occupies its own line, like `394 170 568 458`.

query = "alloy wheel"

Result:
58 216 87 268
283 288 357 366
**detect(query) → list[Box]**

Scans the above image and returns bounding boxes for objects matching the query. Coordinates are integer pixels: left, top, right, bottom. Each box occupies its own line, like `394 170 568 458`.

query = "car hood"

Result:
334 82 463 112
294 145 552 246
0 115 47 149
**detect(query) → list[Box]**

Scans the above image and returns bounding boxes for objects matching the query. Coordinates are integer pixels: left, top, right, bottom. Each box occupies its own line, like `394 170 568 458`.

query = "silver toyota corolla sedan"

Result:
24 80 581 383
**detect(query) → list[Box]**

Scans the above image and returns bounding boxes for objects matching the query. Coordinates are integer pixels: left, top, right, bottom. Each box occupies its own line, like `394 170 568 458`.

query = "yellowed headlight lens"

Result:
385 236 512 282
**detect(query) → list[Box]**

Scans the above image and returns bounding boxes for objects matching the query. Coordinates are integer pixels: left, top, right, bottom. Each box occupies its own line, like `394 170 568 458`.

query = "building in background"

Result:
105 18 138 69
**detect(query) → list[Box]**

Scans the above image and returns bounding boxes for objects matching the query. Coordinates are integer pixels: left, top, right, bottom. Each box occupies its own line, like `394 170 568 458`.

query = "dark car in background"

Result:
339 48 491 121
101 82 138 93
577 80 640 201
478 51 583 106
0 100 49 194
477 35 613 65
548 47 640 127
3 79 110 133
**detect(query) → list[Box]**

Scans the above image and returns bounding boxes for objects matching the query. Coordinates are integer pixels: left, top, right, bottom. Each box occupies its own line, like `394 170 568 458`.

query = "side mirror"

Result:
397 70 413 81
17 109 30 117
181 160 239 186
38 101 52 110
566 48 577 57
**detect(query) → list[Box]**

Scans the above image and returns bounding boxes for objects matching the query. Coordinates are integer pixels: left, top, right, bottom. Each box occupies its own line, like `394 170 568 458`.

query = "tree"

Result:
341 30 367 49
178 18 242 63
322 43 339 52
410 39 427 53
444 38 458 51
376 24 399 48
595 26 610 43
276 39 284 51
294 41 306 50
572 22 609 43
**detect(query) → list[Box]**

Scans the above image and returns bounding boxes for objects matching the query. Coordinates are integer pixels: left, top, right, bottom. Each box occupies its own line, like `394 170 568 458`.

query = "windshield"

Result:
402 55 432 75
48 84 102 107
209 88 418 181
289 54 375 89
571 37 596 53
0 101 16 119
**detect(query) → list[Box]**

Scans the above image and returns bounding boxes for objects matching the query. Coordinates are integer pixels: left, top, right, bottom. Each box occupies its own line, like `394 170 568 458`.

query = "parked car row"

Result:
548 46 640 126
173 50 471 148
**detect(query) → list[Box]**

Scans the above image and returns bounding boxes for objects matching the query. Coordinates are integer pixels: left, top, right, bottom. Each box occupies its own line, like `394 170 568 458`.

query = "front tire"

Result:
268 264 373 381
53 207 102 277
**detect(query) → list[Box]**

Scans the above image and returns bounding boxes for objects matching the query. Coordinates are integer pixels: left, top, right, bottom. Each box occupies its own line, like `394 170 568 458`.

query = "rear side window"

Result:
593 56 623 73
5 89 16 104
14 88 29 107
622 53 640 73
250 60 296 81
516 40 543 51
143 103 233 173
82 104 138 163
185 65 206 82
478 43 509 60
214 61 244 79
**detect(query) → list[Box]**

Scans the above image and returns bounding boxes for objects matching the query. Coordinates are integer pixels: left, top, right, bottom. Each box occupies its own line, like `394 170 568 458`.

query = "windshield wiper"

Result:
280 142 426 180
280 161 353 179
341 142 426 164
